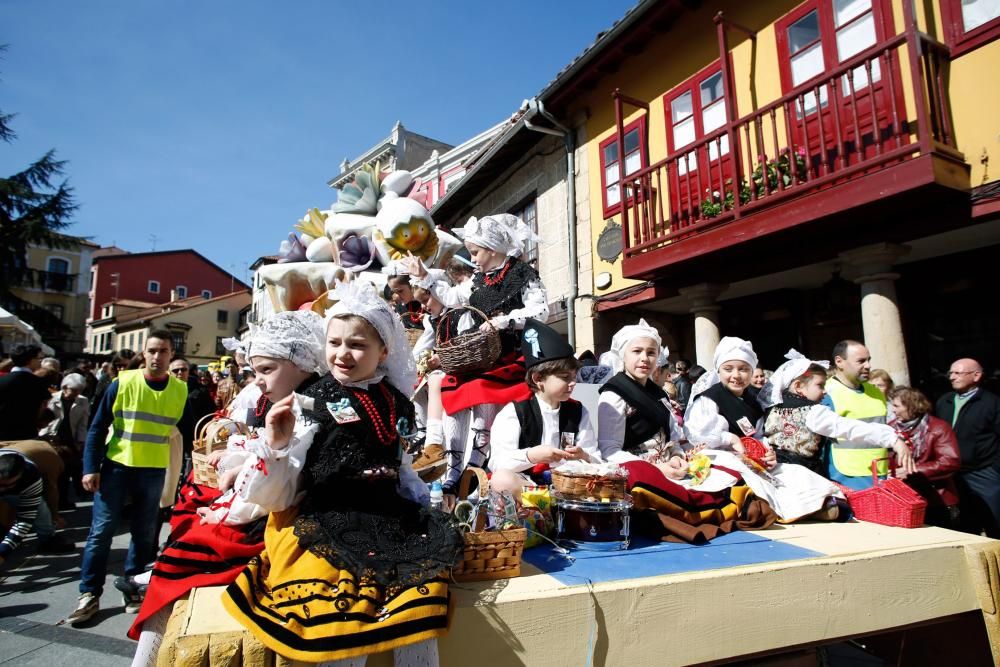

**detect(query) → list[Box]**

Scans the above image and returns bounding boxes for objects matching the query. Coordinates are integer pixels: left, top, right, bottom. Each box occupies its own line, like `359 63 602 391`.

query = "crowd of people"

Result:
0 212 998 666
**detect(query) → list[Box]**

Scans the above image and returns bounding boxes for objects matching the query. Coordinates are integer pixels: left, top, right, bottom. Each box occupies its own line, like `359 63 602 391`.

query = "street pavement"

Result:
0 497 158 666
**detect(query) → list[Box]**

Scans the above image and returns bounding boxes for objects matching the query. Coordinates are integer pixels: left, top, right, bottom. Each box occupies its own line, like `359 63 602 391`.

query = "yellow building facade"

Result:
538 0 999 383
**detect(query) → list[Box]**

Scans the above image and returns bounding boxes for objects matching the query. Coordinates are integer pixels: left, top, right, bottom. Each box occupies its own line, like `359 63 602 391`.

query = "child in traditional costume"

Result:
685 338 846 522
222 281 463 666
490 319 599 497
597 320 686 477
403 214 548 504
129 311 326 666
760 349 907 477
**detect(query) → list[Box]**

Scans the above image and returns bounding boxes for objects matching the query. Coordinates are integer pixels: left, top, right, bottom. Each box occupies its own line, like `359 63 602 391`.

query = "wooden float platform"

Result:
160 521 1000 665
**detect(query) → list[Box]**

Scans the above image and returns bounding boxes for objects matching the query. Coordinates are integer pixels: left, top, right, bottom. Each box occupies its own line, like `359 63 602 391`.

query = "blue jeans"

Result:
79 460 165 595
0 494 55 539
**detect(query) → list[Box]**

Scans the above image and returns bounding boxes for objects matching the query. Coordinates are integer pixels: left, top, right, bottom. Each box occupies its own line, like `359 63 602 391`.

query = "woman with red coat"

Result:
888 386 961 528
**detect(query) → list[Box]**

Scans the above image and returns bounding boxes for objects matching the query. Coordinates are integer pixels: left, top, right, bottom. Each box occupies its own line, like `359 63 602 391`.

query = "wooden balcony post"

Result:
715 13 743 218
902 0 932 154
613 89 630 249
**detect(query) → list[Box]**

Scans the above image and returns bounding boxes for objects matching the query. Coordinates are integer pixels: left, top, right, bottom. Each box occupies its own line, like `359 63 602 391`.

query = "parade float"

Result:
256 165 461 316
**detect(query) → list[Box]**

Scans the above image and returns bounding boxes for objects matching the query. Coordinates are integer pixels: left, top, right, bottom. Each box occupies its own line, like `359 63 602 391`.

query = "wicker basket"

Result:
840 459 927 528
191 414 250 488
551 468 627 502
435 306 501 375
452 467 526 582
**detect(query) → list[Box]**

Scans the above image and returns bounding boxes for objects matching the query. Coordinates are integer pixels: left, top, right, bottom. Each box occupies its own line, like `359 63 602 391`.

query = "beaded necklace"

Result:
481 260 511 286
254 394 270 418
349 383 398 446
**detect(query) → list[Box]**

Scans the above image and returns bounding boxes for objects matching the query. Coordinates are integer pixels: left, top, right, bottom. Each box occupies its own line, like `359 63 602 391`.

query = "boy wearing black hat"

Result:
489 320 600 498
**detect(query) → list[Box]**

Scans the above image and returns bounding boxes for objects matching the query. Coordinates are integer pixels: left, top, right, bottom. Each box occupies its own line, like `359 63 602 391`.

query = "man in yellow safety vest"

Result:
68 329 190 625
824 339 913 490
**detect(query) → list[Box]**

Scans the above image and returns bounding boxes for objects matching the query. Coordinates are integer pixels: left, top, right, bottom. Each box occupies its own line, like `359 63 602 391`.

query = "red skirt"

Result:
127 474 265 639
440 353 531 414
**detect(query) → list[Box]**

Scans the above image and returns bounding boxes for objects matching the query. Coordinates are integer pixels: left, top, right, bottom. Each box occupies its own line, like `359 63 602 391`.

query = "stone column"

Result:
839 243 910 386
679 283 728 369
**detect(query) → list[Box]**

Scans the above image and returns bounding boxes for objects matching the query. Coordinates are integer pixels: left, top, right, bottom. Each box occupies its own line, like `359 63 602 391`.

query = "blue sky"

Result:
2 1 633 283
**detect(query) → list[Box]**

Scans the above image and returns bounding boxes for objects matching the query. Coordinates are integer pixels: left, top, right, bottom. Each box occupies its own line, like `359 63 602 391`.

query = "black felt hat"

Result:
522 318 574 369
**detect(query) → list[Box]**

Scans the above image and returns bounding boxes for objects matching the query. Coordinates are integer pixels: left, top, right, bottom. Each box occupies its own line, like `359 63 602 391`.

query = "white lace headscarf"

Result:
454 213 539 258
690 336 759 404
325 280 417 394
759 348 830 409
604 319 664 376
246 311 326 374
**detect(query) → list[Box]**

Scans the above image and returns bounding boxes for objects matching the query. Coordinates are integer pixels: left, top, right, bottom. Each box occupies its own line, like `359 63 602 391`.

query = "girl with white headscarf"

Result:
684 336 769 453
402 213 549 497
129 310 328 667
597 320 686 477
222 280 462 667
761 349 909 476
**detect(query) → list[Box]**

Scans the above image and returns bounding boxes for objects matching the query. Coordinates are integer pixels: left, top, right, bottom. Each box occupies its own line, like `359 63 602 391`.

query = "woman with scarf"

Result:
404 214 548 504
887 386 961 528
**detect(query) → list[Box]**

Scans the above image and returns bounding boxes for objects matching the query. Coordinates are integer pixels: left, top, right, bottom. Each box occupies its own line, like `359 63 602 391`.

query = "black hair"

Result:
171 356 189 365
10 344 42 367
688 364 707 382
526 357 581 391
148 329 174 347
387 275 411 287
0 452 26 481
675 358 691 373
832 339 863 362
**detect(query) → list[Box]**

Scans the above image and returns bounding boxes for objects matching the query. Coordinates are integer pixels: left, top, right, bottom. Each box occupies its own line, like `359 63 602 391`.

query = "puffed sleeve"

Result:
489 402 531 472
415 269 473 309
235 420 320 512
597 392 642 464
411 314 436 359
805 404 897 447
684 397 740 449
491 278 549 329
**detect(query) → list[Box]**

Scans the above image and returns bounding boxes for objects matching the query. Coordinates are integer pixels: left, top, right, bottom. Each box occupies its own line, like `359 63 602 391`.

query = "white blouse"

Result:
490 396 600 472
801 404 897 447
596 391 685 464
683 394 763 450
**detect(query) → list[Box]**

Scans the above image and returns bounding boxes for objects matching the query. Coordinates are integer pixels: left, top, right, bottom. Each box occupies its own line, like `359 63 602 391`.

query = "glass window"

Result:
601 124 644 210
510 198 538 266
217 309 229 324
176 285 188 298
834 0 880 91
148 280 160 294
788 10 821 54
47 258 69 274
202 290 212 299
962 0 1000 31
700 72 724 107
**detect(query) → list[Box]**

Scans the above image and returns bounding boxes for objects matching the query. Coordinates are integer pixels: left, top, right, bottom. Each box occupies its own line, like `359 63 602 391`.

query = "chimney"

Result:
169 289 178 302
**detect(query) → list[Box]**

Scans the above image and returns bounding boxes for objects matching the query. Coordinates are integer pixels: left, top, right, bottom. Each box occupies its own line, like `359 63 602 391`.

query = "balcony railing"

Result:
14 268 78 293
615 13 962 265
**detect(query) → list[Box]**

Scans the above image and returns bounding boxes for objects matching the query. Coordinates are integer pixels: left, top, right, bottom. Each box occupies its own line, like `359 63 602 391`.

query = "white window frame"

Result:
148 280 160 294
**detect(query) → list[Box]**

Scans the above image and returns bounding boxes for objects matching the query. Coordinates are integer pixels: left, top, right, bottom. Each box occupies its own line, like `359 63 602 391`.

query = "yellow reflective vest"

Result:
826 378 889 477
106 369 188 468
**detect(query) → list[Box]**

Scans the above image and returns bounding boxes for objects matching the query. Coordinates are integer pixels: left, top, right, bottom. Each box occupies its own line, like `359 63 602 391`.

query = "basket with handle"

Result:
452 467 526 582
434 305 502 375
840 458 927 528
551 469 627 501
190 413 251 488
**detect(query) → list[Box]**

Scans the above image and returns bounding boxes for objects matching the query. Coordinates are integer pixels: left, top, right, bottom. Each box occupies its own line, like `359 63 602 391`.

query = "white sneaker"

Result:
67 592 99 626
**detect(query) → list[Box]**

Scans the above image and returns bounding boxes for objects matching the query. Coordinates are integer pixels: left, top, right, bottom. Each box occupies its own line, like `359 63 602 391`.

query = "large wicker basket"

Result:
551 468 627 502
452 467 526 582
191 414 250 488
435 306 502 375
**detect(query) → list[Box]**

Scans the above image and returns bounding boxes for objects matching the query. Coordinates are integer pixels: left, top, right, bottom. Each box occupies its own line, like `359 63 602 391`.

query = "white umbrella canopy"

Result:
0 306 55 355
0 306 18 326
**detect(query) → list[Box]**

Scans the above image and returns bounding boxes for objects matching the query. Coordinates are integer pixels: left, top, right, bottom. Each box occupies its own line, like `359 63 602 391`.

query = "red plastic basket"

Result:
739 436 769 468
841 459 927 528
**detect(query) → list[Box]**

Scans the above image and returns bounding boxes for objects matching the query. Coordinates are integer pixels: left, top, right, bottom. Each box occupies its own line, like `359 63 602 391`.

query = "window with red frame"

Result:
941 0 1000 56
598 117 647 218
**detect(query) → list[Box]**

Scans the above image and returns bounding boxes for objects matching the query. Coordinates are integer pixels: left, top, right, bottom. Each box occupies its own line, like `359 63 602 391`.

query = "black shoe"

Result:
37 534 76 554
114 575 147 613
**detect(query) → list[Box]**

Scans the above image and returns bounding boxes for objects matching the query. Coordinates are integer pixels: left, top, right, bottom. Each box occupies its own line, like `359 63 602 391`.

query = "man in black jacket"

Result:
0 344 50 441
936 358 1000 537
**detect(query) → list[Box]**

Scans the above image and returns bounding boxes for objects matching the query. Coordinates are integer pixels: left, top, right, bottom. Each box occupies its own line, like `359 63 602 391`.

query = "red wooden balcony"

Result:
614 11 970 281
